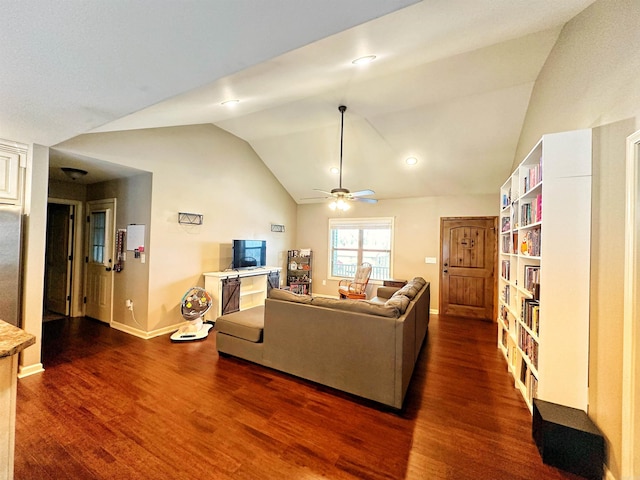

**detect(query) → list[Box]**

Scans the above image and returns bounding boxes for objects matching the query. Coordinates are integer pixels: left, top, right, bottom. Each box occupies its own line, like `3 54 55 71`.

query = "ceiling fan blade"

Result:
313 189 336 196
353 197 378 204
300 195 330 200
349 189 375 197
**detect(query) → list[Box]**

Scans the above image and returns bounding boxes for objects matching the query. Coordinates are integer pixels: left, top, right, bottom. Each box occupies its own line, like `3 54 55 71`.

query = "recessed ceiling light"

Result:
406 157 418 165
221 99 240 106
352 55 377 65
330 167 340 174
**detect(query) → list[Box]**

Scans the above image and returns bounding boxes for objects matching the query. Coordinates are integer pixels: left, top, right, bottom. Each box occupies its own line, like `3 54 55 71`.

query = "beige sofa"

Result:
215 277 430 409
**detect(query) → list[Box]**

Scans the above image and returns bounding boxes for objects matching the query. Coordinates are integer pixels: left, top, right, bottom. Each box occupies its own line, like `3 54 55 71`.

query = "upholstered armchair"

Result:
338 262 372 299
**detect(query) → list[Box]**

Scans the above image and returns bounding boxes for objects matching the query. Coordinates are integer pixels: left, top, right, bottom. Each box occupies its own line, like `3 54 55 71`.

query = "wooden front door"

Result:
440 217 497 320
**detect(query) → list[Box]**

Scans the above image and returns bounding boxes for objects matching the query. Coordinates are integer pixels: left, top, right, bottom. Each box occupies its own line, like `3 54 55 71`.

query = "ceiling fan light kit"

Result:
306 105 378 209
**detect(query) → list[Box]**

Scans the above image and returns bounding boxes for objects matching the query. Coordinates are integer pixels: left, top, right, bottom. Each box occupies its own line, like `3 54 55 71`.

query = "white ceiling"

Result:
3 1 596 199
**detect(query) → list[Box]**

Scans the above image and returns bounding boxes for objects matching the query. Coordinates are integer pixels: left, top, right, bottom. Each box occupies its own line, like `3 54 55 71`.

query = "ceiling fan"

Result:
307 105 377 210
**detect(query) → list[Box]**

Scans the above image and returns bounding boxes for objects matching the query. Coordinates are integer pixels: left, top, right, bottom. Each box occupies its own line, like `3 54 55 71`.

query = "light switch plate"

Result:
425 257 437 264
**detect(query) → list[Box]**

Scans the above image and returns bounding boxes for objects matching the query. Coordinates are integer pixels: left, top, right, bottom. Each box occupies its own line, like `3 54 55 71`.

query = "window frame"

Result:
327 217 394 283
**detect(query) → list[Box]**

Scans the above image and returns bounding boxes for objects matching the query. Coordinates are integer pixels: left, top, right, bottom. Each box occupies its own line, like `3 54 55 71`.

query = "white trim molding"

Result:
622 130 640 479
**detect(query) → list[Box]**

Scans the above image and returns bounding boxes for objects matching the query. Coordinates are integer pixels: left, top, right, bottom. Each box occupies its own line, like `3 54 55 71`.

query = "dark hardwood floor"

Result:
15 314 582 479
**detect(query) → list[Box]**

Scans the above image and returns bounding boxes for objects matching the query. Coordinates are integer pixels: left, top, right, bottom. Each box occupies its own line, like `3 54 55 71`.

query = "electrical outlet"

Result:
126 299 133 310
322 280 326 286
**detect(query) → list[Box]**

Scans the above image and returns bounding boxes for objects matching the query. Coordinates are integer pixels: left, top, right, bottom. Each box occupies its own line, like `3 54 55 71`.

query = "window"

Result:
329 217 394 281
90 211 106 264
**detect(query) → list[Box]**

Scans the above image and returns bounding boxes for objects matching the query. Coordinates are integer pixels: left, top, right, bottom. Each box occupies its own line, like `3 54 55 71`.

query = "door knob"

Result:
443 269 448 273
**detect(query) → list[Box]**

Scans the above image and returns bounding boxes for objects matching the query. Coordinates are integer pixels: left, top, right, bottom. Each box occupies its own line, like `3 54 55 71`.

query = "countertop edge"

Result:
0 320 36 358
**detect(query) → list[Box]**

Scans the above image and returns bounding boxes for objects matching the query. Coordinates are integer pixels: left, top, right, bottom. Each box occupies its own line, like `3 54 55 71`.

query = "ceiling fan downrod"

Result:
338 105 346 190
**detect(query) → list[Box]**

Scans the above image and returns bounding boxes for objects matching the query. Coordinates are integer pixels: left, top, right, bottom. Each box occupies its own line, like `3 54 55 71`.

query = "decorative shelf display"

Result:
287 249 312 295
178 212 203 225
497 128 592 414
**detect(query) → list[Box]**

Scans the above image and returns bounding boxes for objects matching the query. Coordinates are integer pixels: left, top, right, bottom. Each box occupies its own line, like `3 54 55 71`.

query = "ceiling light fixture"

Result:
352 55 377 65
61 167 88 180
406 157 418 165
329 198 350 211
330 167 340 174
221 99 240 106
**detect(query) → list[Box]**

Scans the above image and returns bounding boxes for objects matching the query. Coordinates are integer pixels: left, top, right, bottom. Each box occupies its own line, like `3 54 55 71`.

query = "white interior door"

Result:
85 199 116 323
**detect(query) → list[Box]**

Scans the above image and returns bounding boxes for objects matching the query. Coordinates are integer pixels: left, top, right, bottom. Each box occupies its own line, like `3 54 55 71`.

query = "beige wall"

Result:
87 174 152 332
514 1 640 477
297 194 497 309
55 124 297 332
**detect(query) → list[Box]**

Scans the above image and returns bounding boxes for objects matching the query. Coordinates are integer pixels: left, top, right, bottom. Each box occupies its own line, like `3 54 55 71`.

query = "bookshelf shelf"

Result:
496 128 592 414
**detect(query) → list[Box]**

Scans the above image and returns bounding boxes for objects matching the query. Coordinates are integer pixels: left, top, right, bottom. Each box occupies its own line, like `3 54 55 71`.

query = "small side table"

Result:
383 279 407 288
532 399 604 480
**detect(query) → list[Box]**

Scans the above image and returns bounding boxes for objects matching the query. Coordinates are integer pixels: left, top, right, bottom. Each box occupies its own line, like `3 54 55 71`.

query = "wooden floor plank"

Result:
15 314 584 479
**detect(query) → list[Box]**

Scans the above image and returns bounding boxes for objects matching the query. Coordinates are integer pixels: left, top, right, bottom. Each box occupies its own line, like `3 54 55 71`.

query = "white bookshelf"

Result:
497 128 592 413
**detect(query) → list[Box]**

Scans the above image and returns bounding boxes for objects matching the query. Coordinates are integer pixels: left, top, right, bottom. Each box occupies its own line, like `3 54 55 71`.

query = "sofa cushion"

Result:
392 276 427 300
311 296 399 318
392 283 419 300
385 294 410 314
269 288 313 304
215 306 265 343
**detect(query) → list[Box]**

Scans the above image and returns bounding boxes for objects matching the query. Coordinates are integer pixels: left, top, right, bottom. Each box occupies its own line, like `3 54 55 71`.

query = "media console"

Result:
203 267 281 321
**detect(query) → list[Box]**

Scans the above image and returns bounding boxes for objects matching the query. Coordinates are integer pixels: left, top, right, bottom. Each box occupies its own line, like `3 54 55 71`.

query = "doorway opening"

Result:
43 199 84 322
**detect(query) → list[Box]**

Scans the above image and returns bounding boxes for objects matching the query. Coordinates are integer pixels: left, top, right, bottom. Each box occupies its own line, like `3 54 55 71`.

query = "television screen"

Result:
232 240 266 269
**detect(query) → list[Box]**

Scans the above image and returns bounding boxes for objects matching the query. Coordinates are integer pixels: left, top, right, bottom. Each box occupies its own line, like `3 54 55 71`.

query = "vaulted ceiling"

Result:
3 1 595 200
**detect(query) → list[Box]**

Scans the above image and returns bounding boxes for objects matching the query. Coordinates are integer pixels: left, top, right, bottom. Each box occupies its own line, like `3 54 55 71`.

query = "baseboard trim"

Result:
18 363 44 378
604 464 616 480
110 321 184 340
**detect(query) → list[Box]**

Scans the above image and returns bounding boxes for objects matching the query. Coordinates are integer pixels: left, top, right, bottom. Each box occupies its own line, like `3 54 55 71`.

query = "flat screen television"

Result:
232 240 267 269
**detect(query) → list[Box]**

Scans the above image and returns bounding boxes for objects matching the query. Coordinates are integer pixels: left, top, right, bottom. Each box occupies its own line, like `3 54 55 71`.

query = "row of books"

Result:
519 325 539 369
501 284 511 305
520 194 542 226
501 260 511 280
520 227 541 256
499 304 510 329
501 187 512 209
521 298 540 336
501 215 511 232
521 163 542 194
524 266 540 295
501 235 512 254
518 358 539 406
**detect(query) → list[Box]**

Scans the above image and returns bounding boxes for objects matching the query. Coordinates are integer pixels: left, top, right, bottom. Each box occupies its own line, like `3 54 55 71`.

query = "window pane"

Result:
331 249 358 277
363 251 390 280
363 229 391 249
91 212 106 264
335 229 359 248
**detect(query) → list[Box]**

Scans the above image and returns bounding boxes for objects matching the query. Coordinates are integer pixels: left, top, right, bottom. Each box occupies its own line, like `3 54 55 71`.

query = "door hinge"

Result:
87 215 90 223
85 256 89 263
68 255 73 261
70 214 74 220
67 295 71 301
83 296 87 304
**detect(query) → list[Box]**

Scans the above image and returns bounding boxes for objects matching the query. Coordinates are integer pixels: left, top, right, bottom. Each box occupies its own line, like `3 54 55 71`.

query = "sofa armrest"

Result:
376 286 400 299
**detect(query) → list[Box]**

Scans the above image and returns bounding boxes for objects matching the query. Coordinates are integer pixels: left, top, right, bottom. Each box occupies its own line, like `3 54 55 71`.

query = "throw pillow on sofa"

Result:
384 294 410 314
